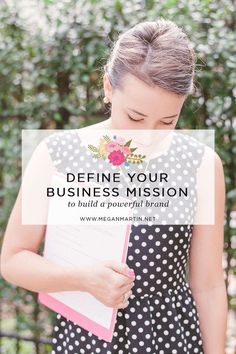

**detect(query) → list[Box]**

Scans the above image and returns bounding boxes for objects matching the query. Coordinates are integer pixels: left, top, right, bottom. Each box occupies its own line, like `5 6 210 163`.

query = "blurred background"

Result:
0 0 235 353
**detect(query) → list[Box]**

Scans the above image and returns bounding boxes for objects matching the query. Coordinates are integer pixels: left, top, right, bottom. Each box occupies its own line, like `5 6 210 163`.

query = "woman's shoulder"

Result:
44 126 100 147
44 129 79 147
173 130 206 168
173 130 205 149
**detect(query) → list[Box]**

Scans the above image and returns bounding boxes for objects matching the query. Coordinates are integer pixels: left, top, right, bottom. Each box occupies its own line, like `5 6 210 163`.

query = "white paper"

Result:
42 173 133 329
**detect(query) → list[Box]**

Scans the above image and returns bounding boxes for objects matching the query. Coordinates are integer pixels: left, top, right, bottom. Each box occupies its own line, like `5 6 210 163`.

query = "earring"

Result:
103 96 110 104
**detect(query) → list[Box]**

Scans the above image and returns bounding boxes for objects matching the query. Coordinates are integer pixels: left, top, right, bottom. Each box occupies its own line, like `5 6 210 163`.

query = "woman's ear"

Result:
103 72 112 101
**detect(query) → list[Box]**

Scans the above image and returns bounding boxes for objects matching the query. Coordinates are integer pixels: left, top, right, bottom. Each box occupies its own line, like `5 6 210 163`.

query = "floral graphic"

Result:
108 150 125 165
87 134 146 166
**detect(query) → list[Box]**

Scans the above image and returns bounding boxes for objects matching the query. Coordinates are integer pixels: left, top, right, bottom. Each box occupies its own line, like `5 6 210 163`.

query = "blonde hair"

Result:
104 19 197 96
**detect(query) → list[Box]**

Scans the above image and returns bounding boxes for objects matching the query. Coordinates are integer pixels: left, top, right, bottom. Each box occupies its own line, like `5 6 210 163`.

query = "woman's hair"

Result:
104 18 197 97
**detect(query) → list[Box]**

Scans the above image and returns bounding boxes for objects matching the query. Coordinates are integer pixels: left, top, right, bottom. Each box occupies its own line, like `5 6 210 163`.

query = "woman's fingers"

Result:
113 290 133 309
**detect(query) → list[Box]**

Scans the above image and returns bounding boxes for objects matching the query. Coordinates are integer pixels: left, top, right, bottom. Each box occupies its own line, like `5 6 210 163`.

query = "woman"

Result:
1 19 228 353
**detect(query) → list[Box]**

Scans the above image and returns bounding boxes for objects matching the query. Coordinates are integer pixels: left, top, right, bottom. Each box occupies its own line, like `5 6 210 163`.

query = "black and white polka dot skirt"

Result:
51 224 204 354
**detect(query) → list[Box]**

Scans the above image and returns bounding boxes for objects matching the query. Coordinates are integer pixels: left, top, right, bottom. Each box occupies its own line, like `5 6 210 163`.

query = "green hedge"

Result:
0 1 235 352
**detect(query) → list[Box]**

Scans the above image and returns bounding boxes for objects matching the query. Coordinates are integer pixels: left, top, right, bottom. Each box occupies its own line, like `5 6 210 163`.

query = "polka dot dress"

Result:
45 129 205 354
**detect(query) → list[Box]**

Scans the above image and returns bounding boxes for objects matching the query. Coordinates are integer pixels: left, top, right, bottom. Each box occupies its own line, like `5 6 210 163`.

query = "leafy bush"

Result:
0 0 235 352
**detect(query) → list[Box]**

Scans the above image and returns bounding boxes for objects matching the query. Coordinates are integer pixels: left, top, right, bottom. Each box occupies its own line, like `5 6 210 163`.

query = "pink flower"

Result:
108 150 125 166
115 136 126 145
120 145 131 155
105 141 119 153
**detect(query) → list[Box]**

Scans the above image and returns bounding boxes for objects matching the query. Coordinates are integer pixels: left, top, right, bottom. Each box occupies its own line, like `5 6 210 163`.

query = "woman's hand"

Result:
83 260 135 309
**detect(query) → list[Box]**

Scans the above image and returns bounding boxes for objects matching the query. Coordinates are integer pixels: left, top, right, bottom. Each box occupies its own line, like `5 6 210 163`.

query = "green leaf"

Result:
88 144 99 152
103 134 111 143
92 153 101 158
126 153 146 164
54 112 62 122
124 139 132 147
227 189 236 199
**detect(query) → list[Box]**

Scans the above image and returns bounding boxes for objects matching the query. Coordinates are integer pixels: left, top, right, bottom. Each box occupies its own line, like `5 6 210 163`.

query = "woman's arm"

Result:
0 140 88 293
189 151 228 354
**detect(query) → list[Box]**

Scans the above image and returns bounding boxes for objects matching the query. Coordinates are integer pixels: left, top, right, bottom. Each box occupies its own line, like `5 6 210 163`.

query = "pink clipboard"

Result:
38 172 134 342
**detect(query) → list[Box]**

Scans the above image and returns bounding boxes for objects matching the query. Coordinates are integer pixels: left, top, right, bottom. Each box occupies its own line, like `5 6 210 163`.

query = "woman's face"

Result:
103 72 187 131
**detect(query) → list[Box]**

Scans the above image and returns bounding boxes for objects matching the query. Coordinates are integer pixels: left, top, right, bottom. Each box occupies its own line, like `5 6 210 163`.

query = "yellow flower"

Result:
98 138 107 157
